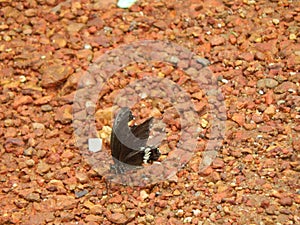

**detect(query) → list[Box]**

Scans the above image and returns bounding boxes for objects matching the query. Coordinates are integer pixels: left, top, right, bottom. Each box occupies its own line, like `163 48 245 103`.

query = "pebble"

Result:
232 113 245 126
25 159 35 167
98 126 112 141
274 81 297 94
36 161 51 175
32 122 45 130
54 195 77 210
264 105 276 116
55 105 73 124
75 172 89 184
289 33 297 40
117 0 137 8
40 63 73 88
140 190 149 200
107 212 129 224
19 75 27 83
84 43 92 50
75 189 88 198
88 138 102 152
4 119 13 127
238 52 254 62
85 215 102 222
14 199 29 209
173 189 181 196
221 78 229 84
90 205 103 215
210 36 225 46
183 217 192 223
200 118 209 128
272 19 280 25
12 96 33 109
25 193 41 202
41 104 53 112
23 147 34 156
67 22 85 34
176 209 184 217
279 197 293 206
192 209 201 216
257 78 279 89
196 57 210 66
212 158 225 169
168 56 179 65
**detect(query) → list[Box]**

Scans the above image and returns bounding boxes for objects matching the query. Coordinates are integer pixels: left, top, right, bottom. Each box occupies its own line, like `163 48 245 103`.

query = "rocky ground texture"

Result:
0 0 299 224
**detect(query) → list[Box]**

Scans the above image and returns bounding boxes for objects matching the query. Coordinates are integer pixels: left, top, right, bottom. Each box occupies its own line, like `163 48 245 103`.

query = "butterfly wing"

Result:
130 117 153 147
110 107 128 159
119 117 154 165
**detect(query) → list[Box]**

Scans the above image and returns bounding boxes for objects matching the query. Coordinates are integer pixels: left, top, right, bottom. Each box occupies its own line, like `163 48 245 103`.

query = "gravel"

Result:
0 0 299 224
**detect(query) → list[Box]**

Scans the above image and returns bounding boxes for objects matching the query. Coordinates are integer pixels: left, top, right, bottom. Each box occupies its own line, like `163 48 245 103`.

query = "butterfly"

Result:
110 107 161 173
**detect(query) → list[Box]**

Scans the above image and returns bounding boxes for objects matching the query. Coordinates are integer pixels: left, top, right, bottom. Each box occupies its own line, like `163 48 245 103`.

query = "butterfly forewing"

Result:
110 107 132 161
130 117 153 146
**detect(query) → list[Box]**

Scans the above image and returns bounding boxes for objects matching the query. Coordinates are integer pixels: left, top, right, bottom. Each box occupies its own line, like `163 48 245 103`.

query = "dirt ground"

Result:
0 0 299 224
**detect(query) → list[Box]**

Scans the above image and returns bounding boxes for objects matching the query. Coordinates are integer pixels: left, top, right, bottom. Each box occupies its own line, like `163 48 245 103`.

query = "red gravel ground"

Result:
0 0 300 224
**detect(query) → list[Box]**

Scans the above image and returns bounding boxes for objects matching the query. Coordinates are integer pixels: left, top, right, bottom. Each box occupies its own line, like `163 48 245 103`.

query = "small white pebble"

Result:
85 100 95 108
183 217 192 223
41 55 46 59
192 209 201 216
217 23 222 28
230 182 236 187
277 100 286 105
272 18 280 25
176 209 184 217
104 26 112 33
140 190 149 200
221 78 229 84
206 31 211 35
289 33 296 40
84 43 92 50
3 35 11 41
117 0 138 8
258 90 264 95
88 138 102 152
139 92 147 99
19 75 26 83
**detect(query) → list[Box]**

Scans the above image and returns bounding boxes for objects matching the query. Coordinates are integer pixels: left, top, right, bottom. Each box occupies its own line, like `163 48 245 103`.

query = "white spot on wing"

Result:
143 147 151 164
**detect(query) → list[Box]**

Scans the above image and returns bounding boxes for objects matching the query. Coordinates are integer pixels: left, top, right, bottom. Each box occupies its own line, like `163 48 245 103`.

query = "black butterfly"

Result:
110 107 161 173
